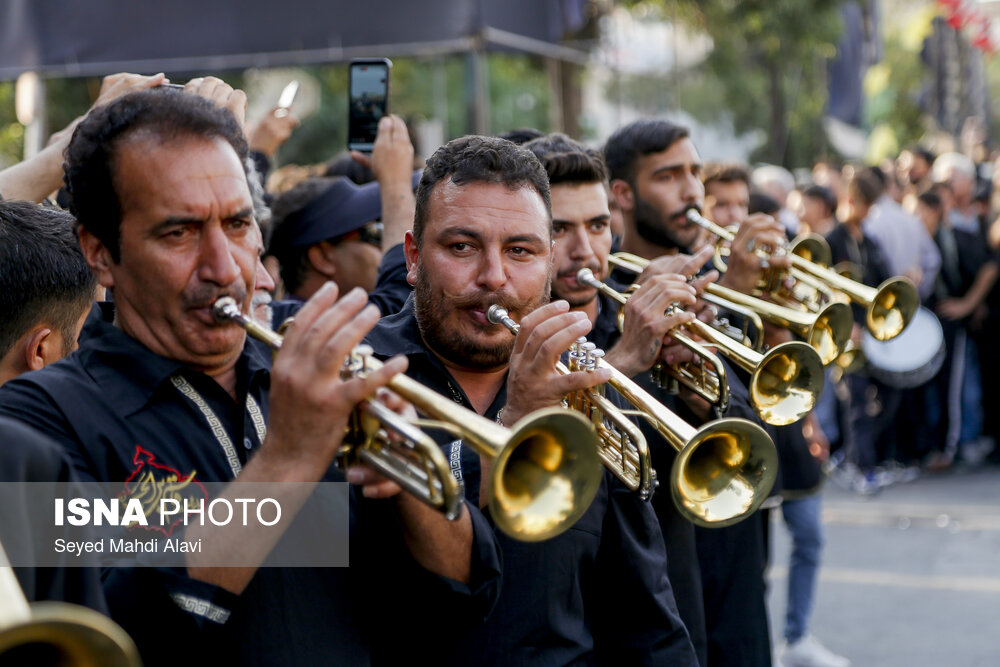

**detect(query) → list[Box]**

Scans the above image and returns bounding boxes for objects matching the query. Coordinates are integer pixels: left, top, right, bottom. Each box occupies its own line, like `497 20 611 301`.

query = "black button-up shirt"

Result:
364 296 697 667
0 306 501 667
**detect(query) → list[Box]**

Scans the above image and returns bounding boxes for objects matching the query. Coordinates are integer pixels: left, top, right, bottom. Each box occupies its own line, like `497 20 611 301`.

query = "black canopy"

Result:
0 0 590 79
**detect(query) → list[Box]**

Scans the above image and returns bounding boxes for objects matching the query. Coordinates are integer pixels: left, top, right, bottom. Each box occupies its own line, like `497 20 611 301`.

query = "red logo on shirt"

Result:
120 446 208 537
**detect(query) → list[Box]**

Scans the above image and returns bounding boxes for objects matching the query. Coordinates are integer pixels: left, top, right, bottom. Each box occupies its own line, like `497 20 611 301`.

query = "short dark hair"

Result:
748 192 780 216
413 135 551 247
918 191 942 209
497 128 545 145
267 177 343 293
912 147 936 166
702 162 750 189
848 171 881 207
803 184 837 216
0 201 97 358
523 133 608 185
603 119 690 184
64 87 250 263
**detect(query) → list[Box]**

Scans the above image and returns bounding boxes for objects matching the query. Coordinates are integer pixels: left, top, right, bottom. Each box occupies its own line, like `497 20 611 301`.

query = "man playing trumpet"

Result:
602 120 778 667
364 134 697 666
0 84 501 667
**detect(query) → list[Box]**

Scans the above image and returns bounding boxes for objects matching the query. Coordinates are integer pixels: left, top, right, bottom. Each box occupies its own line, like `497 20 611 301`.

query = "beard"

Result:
413 259 551 369
633 194 699 254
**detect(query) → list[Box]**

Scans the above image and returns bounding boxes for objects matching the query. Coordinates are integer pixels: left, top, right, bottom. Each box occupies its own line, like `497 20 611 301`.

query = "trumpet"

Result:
487 305 656 499
0 539 142 665
213 297 603 542
577 269 825 426
686 209 918 341
487 305 778 527
608 252 853 366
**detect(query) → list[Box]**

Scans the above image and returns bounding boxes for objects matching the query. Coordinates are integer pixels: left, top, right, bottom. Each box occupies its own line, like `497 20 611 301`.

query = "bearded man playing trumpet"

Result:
363 134 698 666
602 119 786 667
520 131 776 667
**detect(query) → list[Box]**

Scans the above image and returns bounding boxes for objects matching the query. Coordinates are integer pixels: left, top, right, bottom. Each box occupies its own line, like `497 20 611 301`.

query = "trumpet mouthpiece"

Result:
576 268 598 286
212 296 241 322
486 304 509 324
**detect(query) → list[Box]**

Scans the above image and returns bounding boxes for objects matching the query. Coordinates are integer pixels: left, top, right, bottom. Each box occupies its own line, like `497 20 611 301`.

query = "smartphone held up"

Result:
348 58 391 152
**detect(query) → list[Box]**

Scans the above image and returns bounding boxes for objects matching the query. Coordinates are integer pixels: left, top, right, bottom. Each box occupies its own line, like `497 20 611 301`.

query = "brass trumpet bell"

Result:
0 538 141 667
805 302 854 366
0 603 142 667
490 407 604 540
867 277 919 342
579 269 824 426
607 253 852 366
488 304 777 527
672 419 778 528
685 209 919 342
749 341 825 427
789 233 832 267
213 297 602 542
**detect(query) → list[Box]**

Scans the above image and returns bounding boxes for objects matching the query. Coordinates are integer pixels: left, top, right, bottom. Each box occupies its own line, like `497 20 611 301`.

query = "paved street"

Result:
766 465 1000 666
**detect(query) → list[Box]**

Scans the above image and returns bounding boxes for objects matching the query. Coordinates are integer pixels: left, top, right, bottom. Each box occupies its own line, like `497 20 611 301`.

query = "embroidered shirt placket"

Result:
170 375 267 479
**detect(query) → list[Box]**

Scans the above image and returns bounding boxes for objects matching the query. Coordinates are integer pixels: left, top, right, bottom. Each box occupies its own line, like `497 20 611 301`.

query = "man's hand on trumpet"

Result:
604 274 697 378
265 283 408 480
501 301 611 427
632 245 713 286
717 213 791 295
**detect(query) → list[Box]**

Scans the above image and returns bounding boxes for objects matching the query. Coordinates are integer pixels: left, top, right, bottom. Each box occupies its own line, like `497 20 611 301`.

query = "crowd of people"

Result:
0 68 993 667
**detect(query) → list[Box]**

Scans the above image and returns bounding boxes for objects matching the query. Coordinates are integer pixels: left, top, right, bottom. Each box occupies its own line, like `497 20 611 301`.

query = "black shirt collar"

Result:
79 303 272 417
365 293 436 359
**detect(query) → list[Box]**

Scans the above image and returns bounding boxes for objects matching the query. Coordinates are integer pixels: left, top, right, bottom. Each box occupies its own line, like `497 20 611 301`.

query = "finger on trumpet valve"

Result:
587 348 606 371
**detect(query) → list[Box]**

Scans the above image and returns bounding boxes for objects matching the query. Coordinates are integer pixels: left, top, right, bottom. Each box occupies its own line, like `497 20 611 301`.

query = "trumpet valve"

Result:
586 348 605 371
343 344 374 377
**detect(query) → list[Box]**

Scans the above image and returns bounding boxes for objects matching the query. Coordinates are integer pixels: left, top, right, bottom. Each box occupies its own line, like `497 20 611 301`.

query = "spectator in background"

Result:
268 176 385 300
268 115 417 317
797 185 838 237
247 106 300 186
0 73 167 202
753 164 800 235
861 166 941 301
0 201 98 387
897 148 936 215
916 190 997 469
933 152 981 235
827 171 900 492
897 147 934 191
812 160 845 202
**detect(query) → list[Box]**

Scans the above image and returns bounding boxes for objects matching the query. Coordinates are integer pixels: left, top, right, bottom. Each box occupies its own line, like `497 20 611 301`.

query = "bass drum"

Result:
862 306 945 388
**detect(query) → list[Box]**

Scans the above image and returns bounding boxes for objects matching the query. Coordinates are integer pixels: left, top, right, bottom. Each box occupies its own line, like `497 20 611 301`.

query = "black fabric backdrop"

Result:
0 0 588 79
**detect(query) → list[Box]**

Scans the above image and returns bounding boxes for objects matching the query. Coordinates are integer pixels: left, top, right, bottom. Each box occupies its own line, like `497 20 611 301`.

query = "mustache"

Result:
183 282 248 311
450 290 529 314
251 289 273 310
557 260 601 280
672 204 701 222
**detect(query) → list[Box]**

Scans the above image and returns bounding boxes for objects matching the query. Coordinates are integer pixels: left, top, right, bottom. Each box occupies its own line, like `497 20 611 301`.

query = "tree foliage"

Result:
627 0 847 167
0 53 554 170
